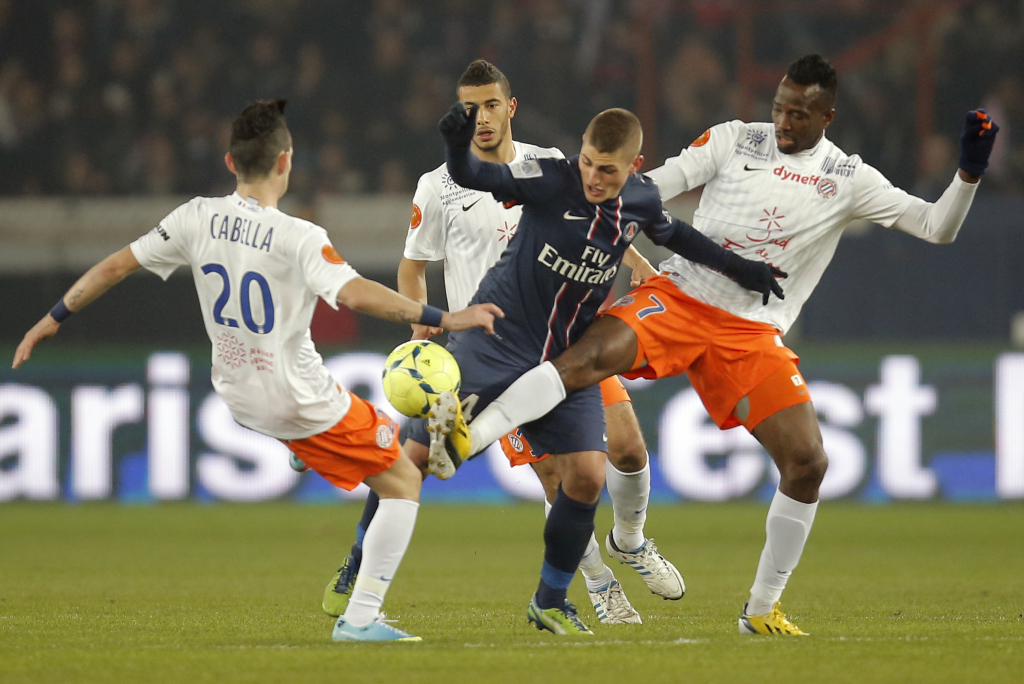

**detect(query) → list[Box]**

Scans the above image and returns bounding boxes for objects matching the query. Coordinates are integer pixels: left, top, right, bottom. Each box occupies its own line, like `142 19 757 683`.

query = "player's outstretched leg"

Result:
332 454 422 643
426 391 471 478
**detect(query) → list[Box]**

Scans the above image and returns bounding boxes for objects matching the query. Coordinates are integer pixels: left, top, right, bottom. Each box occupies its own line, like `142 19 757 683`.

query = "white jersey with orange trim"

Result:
130 192 360 439
403 141 563 312
647 120 978 334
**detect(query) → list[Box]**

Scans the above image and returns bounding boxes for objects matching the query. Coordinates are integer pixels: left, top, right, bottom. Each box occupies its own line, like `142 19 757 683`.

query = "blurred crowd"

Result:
0 0 1022 199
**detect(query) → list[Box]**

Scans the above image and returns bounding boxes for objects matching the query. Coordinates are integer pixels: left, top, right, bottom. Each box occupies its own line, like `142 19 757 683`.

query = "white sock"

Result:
579 534 615 591
469 362 566 454
747 489 818 615
607 458 650 552
344 498 419 627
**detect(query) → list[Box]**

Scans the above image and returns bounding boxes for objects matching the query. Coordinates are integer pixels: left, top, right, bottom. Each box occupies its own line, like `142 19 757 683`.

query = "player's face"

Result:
578 141 642 204
457 83 516 152
771 77 835 154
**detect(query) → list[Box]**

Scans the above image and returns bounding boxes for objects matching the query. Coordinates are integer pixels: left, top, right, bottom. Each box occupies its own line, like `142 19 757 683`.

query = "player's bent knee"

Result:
779 444 828 488
608 444 646 473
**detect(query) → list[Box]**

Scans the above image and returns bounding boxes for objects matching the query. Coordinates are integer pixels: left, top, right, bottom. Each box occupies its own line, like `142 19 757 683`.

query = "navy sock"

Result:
536 486 597 609
350 490 380 571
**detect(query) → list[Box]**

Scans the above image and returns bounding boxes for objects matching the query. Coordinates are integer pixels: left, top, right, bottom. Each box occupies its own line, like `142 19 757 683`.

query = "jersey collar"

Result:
231 192 267 212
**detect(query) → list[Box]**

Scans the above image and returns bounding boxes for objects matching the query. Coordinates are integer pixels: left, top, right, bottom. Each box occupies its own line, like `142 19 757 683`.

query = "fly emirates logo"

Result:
537 244 618 284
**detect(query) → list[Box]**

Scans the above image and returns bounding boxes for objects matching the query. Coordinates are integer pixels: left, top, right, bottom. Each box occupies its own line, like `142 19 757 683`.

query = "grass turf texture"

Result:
1 503 1021 683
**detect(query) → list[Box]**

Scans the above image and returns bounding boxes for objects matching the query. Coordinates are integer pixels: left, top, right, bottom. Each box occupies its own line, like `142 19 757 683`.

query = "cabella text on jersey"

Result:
210 213 274 252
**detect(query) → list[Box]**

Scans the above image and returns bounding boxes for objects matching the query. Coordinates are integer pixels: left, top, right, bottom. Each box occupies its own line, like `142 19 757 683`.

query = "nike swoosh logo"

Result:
379 576 393 582
743 164 766 171
563 211 589 220
462 198 482 212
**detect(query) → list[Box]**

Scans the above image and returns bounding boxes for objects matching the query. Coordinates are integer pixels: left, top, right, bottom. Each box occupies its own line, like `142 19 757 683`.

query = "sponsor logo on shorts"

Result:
690 129 711 147
791 374 804 387
321 245 346 264
375 424 395 449
507 433 524 453
410 203 422 229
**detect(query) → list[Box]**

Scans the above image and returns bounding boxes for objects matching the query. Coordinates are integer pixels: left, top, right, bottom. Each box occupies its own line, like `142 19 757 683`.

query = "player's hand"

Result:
442 302 504 334
12 315 60 369
629 255 658 287
959 109 1000 177
410 323 443 340
438 102 479 150
724 253 787 305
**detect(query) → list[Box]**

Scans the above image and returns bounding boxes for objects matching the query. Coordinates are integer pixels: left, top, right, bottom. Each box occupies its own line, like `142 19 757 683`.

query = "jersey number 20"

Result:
201 263 275 334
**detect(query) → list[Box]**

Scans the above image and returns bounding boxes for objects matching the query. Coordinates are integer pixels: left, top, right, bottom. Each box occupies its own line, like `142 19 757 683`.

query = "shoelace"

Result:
596 584 632 620
334 560 356 593
640 540 675 580
562 601 588 630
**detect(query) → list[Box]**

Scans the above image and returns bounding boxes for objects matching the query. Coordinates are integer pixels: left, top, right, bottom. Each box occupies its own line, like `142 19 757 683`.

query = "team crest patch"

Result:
375 424 395 449
624 221 639 241
612 295 635 308
509 159 542 179
321 245 346 264
507 433 524 453
690 129 711 147
816 178 838 198
410 203 422 229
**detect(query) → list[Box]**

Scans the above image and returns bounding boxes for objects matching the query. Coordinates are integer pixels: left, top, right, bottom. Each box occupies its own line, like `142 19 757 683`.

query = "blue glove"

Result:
959 109 999 176
438 102 479 151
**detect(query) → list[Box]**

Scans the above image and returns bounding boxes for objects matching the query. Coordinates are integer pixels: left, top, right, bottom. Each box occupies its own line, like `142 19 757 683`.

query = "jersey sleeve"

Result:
403 174 446 261
129 199 198 280
297 230 361 311
646 120 741 200
446 147 564 205
848 163 916 228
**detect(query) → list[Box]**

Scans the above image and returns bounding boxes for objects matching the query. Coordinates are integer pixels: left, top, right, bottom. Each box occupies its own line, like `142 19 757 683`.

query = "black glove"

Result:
438 102 479 151
723 253 787 305
959 109 1000 176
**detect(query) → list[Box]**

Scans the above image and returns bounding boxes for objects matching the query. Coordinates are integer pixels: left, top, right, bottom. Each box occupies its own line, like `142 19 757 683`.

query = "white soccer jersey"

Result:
404 141 563 311
130 192 360 439
648 120 978 334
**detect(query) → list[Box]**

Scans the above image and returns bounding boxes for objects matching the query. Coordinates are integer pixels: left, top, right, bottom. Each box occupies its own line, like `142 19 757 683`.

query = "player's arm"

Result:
440 103 558 204
621 245 657 287
648 213 787 305
13 246 141 369
397 257 442 339
887 110 998 244
337 276 503 333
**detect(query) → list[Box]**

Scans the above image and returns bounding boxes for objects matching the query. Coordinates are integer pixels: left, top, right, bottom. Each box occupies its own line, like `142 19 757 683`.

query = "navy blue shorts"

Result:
404 329 607 456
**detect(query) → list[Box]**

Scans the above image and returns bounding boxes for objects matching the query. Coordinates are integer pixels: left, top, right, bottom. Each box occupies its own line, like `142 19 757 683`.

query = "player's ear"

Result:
275 149 290 175
823 107 835 128
631 154 644 174
224 153 237 175
507 96 517 119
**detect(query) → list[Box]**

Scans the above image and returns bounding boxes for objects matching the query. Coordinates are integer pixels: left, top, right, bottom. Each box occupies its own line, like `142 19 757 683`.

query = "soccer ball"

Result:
381 340 461 418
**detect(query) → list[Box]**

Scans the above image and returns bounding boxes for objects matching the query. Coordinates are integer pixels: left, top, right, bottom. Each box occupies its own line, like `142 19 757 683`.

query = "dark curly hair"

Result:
229 99 292 179
457 60 511 99
786 54 837 108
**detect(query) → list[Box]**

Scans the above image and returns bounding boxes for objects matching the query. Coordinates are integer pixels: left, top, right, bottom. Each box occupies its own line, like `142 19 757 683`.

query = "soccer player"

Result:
427 101 784 635
443 54 1000 635
322 60 682 627
11 99 503 643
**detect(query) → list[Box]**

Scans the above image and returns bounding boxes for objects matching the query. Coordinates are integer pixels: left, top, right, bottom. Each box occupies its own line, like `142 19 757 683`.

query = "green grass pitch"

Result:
1 502 1021 683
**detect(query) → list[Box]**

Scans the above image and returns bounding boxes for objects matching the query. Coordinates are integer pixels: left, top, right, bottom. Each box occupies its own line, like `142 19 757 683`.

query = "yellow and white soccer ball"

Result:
381 340 461 418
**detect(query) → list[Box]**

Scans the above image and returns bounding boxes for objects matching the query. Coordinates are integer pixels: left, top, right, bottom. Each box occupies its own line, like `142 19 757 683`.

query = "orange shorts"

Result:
284 392 401 490
603 276 807 430
498 375 631 466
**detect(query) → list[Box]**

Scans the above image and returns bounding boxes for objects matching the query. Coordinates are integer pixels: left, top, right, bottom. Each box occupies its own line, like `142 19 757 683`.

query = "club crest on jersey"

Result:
690 129 711 147
623 221 639 241
509 159 542 179
817 178 838 198
321 245 346 264
410 203 422 229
